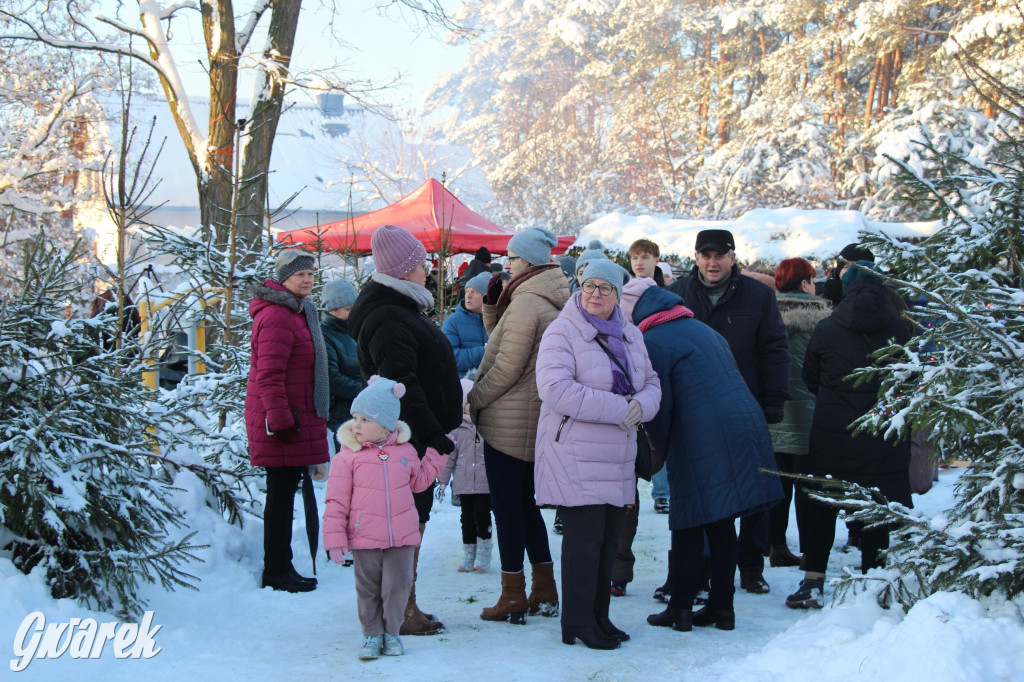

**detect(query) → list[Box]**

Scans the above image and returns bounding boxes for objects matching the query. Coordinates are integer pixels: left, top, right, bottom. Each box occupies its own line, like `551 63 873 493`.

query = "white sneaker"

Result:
359 635 382 660
382 633 404 656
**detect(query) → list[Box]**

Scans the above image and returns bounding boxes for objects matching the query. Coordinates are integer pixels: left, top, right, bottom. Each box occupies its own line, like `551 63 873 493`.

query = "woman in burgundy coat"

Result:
246 250 330 593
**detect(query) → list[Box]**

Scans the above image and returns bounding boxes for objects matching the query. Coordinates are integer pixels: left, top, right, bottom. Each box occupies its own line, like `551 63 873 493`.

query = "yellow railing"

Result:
138 288 223 389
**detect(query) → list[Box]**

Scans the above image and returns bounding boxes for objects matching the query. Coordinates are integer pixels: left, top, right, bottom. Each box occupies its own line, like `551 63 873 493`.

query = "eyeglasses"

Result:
581 281 615 297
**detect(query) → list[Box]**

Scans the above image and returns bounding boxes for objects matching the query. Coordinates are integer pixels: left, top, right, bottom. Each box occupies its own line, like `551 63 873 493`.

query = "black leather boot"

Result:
561 625 620 649
647 606 693 632
692 605 735 630
596 614 630 641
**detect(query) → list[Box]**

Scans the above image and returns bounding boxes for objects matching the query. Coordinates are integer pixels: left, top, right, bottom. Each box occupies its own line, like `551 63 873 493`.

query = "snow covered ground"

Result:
3 466 1023 680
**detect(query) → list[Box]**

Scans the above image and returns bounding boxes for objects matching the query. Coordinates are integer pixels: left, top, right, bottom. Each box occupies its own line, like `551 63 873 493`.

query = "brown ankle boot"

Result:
400 533 443 635
480 570 528 624
769 544 802 568
527 562 559 617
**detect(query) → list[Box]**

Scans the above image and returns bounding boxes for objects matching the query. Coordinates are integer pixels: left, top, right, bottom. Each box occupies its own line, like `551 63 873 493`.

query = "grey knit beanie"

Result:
575 240 607 276
321 279 358 312
275 249 316 283
350 375 405 431
580 259 631 301
465 272 492 294
507 228 559 266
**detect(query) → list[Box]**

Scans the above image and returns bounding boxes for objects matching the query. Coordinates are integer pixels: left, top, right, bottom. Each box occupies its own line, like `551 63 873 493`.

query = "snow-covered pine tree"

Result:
138 223 278 526
0 236 204 618
828 52 1024 609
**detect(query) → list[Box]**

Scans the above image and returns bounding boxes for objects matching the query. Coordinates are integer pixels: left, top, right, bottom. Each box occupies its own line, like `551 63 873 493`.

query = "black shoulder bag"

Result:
593 336 663 482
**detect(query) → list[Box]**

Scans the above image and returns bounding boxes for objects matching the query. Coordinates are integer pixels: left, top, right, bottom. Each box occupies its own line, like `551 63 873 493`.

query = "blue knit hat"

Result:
465 272 492 294
575 239 607 276
350 376 406 431
581 260 631 301
507 228 559 266
320 279 358 311
841 260 883 293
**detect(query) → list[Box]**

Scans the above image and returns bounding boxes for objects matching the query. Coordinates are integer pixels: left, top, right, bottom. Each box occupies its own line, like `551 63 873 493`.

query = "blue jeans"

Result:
651 467 670 501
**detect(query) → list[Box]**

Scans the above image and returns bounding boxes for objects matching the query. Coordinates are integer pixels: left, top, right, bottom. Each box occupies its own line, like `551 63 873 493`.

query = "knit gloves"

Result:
620 399 643 431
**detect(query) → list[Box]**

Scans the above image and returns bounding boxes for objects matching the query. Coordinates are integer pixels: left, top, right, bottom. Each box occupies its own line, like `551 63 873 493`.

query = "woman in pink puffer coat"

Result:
535 259 661 651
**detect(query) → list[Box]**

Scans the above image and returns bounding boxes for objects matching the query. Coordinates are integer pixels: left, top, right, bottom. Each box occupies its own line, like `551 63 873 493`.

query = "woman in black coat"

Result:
786 261 913 609
347 225 464 635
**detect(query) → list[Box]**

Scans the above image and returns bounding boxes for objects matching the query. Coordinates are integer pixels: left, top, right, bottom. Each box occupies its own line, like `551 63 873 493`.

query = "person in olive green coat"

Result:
320 279 365 450
767 258 831 568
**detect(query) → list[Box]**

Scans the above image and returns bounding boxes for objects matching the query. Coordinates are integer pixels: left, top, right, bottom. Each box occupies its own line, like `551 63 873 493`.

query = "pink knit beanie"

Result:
371 224 427 279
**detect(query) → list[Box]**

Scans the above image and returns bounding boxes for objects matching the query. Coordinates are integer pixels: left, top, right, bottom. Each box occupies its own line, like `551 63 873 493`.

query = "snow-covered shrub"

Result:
833 55 1024 608
0 237 204 618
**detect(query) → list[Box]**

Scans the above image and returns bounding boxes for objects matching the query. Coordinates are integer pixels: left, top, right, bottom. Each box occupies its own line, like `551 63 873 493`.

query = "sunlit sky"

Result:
136 1 469 111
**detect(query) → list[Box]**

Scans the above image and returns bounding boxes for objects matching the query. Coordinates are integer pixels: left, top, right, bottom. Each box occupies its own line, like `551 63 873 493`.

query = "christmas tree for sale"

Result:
838 54 1024 608
0 237 206 618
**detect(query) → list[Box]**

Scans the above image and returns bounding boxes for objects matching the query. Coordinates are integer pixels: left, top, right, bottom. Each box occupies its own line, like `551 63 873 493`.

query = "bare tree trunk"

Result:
864 57 881 126
237 0 303 250
200 1 241 245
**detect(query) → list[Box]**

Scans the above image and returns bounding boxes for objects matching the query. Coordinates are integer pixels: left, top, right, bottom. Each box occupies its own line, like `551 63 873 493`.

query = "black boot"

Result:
653 550 673 602
647 605 693 632
561 625 620 649
287 564 317 586
261 570 316 593
692 605 735 630
596 614 630 641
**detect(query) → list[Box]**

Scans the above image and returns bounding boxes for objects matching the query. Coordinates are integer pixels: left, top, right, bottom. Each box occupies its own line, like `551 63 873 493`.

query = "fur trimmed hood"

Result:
337 419 412 452
252 282 303 313
776 292 831 333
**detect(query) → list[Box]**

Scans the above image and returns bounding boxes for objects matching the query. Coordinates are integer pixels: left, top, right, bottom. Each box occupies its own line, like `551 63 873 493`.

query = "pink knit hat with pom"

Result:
350 375 406 430
371 224 427 279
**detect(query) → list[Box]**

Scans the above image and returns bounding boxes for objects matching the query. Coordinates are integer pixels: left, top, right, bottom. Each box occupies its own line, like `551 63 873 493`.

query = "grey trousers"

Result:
353 545 415 636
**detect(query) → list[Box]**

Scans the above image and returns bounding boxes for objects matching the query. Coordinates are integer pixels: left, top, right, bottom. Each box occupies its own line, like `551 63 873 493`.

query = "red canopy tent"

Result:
277 178 575 256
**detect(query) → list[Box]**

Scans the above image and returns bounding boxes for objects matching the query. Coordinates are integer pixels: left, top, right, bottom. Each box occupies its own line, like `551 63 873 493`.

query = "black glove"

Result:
483 273 504 306
426 432 455 456
763 406 785 425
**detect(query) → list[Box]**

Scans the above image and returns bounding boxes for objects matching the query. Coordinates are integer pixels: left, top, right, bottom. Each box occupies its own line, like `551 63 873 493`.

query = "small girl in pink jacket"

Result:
323 376 448 660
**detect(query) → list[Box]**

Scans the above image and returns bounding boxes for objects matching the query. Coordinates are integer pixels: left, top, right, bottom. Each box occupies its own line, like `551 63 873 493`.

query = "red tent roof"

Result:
277 178 574 256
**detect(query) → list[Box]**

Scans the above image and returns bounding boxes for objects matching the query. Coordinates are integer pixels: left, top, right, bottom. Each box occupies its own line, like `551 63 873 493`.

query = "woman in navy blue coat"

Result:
621 279 782 633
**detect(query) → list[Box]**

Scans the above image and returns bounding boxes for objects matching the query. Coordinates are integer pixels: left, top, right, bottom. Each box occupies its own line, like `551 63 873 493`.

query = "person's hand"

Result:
329 548 347 564
763 406 785 424
428 433 455 455
435 483 447 502
620 399 643 430
483 272 504 305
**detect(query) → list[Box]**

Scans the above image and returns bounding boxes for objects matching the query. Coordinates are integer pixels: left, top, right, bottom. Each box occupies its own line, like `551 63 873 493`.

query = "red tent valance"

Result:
277 178 575 256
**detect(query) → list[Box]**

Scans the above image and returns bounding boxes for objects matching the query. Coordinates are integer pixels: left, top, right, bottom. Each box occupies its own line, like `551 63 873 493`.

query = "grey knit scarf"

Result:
371 271 435 311
303 296 330 420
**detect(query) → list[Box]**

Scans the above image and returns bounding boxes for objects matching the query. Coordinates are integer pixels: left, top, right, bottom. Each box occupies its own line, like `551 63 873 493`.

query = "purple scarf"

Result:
575 294 634 396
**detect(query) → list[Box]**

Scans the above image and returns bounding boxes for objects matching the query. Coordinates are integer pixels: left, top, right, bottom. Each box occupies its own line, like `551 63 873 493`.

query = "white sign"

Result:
10 611 162 673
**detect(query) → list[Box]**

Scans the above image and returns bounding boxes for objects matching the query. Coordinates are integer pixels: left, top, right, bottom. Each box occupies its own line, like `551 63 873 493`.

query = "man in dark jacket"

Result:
348 224 464 636
667 229 790 595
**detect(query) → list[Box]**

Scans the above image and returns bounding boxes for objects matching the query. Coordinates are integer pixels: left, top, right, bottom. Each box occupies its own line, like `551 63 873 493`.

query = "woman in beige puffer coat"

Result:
468 228 569 625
